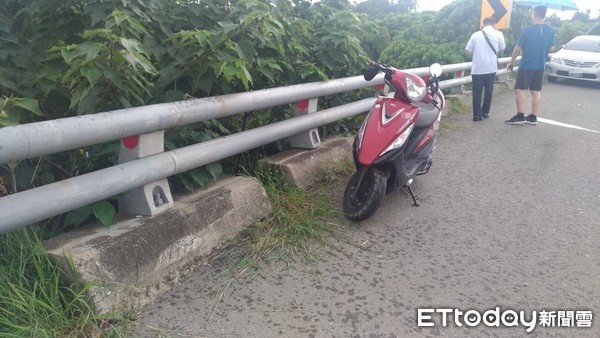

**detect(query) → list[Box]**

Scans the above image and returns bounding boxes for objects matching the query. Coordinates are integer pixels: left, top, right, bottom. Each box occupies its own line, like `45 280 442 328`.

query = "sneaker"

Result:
505 114 526 125
482 114 489 119
525 114 537 125
473 115 484 122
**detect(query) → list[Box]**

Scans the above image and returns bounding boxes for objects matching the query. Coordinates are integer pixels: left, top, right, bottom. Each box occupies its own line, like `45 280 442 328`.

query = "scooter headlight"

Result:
381 124 414 156
357 117 367 148
406 76 426 102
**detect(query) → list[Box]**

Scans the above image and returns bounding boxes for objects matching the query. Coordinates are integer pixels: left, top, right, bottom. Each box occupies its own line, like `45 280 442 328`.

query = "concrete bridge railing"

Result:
0 57 517 233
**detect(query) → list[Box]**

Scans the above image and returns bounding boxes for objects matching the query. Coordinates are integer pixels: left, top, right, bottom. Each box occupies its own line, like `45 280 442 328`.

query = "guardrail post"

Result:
290 98 321 149
118 131 174 216
375 84 390 96
497 66 509 82
452 71 467 94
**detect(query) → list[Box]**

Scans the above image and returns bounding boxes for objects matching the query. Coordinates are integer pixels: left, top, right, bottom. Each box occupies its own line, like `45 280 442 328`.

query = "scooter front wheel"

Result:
343 168 386 222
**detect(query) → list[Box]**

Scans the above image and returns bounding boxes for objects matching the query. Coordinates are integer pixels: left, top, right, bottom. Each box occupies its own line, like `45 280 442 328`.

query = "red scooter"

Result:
343 61 445 221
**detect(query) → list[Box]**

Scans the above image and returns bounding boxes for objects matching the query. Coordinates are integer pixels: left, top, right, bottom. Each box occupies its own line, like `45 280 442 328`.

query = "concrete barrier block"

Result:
493 81 512 95
444 94 471 115
264 136 354 189
44 176 271 314
446 81 512 116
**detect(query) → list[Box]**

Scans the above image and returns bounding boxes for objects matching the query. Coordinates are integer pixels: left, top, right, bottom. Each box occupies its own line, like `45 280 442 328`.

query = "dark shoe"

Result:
482 114 489 119
505 114 526 125
473 115 484 122
525 114 537 125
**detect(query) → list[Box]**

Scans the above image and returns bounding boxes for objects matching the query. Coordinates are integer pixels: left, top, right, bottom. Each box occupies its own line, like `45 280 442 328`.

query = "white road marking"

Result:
537 118 600 134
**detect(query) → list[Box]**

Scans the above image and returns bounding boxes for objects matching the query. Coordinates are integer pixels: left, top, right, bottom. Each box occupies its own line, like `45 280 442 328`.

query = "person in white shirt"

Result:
465 17 506 121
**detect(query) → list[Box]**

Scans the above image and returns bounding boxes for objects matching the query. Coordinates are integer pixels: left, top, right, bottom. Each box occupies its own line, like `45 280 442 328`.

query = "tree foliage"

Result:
354 0 417 19
375 0 597 69
378 0 481 68
547 11 597 48
1 0 596 230
0 0 373 229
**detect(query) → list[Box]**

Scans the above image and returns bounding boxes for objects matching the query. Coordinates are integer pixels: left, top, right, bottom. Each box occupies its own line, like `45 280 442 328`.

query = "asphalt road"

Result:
132 79 600 337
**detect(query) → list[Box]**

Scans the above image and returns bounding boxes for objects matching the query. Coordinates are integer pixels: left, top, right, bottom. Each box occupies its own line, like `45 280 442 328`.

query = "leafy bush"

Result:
0 0 373 229
3 0 593 230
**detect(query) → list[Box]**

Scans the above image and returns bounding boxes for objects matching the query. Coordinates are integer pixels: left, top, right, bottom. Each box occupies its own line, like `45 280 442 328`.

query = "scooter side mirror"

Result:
364 64 379 81
429 63 443 78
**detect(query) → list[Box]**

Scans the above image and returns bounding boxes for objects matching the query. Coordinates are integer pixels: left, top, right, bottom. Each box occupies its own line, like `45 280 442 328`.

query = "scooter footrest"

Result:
416 160 433 176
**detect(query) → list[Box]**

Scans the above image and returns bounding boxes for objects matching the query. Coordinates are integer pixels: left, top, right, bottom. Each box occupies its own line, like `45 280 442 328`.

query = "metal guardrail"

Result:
0 57 516 233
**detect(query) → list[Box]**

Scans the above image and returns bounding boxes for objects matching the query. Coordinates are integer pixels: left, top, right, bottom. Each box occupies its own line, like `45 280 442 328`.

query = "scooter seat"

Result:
412 102 440 129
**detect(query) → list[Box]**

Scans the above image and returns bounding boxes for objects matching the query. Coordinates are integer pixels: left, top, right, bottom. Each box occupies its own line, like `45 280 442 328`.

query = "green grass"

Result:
0 155 355 337
216 157 355 276
0 228 126 337
240 166 346 265
438 95 470 136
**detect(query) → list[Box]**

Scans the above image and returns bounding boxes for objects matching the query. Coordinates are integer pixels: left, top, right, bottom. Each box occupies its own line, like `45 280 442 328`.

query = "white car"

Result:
546 35 600 83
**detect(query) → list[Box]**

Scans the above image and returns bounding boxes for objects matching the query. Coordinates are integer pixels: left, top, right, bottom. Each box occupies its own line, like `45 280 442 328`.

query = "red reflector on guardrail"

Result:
296 100 309 110
122 136 139 149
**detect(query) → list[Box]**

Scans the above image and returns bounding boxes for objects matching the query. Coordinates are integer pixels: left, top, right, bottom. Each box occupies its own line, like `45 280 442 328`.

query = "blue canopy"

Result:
514 0 578 11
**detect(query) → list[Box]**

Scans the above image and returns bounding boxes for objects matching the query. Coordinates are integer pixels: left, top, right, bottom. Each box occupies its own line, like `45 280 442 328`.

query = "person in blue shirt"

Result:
505 6 555 125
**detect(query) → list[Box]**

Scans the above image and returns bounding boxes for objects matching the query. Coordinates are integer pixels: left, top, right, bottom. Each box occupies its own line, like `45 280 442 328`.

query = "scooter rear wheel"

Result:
343 168 386 221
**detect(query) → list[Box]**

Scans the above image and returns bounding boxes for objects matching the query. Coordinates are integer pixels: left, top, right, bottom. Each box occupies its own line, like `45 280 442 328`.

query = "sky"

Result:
416 0 599 18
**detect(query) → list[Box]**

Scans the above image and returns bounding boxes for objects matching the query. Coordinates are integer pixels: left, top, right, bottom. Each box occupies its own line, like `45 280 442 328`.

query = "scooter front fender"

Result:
349 166 369 201
357 97 418 166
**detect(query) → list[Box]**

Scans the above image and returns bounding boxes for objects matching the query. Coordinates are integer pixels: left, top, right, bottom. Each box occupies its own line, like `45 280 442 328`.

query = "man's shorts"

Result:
514 69 544 91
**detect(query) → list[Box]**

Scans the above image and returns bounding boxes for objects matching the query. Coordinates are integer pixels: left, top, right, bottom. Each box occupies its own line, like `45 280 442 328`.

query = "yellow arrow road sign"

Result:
481 0 512 29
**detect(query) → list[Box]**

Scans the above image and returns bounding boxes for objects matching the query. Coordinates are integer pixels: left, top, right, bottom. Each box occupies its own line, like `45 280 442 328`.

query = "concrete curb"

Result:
445 81 512 116
42 135 355 315
263 136 354 189
44 175 271 314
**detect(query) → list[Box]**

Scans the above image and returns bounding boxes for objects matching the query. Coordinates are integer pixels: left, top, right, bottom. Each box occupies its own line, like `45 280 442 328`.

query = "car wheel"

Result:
547 75 557 83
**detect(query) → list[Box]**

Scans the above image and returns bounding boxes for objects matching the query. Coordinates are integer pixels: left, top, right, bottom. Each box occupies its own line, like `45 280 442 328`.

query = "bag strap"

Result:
481 30 497 55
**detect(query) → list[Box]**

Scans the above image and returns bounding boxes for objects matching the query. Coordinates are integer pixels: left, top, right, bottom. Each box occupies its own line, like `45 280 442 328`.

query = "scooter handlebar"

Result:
365 61 394 81
371 61 392 73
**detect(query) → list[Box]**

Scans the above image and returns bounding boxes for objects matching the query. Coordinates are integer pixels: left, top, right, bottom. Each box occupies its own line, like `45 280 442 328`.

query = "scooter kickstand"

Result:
406 185 420 206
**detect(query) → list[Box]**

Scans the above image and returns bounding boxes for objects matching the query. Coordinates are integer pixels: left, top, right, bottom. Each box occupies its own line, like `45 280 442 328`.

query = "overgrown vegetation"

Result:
1 0 598 334
378 0 598 69
1 0 597 228
0 0 377 229
221 156 354 270
0 228 126 337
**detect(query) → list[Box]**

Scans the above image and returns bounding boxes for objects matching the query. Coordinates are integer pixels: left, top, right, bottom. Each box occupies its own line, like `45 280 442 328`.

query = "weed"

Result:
212 155 353 278
446 95 471 115
243 166 342 264
438 95 470 136
317 157 356 186
0 228 126 337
